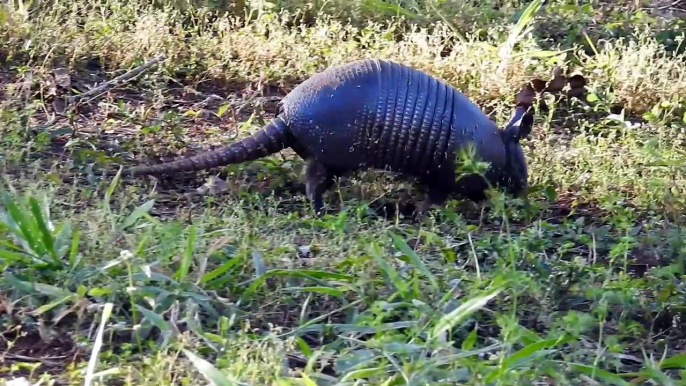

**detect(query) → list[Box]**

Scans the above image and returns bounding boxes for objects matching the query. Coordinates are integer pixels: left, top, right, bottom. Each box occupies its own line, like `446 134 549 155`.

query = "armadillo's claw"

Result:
313 199 326 217
412 199 433 222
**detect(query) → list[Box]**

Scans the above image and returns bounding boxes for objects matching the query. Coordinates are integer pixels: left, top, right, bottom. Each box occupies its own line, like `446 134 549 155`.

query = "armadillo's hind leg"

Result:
304 159 337 215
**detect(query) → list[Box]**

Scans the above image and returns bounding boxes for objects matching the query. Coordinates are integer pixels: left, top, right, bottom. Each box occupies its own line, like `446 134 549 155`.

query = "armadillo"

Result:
123 59 584 214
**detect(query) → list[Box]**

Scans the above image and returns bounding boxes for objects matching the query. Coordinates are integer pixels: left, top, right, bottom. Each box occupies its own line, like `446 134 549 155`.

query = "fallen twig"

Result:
4 354 70 366
65 53 168 105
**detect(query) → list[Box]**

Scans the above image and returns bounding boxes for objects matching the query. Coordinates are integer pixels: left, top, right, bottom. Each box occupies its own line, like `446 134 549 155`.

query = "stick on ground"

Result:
66 53 168 105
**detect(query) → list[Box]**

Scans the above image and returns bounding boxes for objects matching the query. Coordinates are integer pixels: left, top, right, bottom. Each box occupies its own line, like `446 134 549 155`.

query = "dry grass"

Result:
2 1 685 115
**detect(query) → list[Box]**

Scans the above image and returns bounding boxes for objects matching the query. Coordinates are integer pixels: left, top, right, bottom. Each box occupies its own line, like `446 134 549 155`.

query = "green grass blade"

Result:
369 242 409 294
1 190 41 256
484 335 575 383
240 269 355 302
28 196 58 262
282 286 346 297
119 199 155 231
68 229 80 269
498 0 542 59
104 166 122 214
199 254 243 285
183 349 243 386
136 305 173 334
659 354 686 369
31 282 74 298
4 271 39 293
361 0 418 19
0 247 39 265
430 284 504 341
567 363 631 386
34 293 78 315
389 232 439 291
175 223 196 281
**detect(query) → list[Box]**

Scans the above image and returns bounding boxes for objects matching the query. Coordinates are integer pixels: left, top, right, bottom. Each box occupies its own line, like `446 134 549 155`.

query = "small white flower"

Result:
119 249 134 260
6 377 33 386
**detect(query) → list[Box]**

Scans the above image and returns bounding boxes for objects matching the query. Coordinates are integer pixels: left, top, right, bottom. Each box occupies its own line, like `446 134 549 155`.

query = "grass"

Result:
1 0 686 384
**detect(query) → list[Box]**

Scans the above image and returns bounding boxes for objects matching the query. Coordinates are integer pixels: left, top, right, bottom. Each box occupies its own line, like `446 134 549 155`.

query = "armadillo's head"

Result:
497 106 533 198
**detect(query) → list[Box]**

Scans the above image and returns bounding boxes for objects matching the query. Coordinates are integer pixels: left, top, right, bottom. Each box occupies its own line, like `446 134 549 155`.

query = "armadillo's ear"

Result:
503 106 533 142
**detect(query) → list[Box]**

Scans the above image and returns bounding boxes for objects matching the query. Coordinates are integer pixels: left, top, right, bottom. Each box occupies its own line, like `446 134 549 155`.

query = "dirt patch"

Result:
650 0 686 18
0 328 84 380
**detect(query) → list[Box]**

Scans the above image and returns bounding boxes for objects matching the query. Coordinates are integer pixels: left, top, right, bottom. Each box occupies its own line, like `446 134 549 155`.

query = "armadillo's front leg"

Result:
414 184 450 220
304 159 336 215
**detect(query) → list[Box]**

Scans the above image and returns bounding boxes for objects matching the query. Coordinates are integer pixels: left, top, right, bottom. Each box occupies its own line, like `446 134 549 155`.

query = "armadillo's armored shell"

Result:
280 59 511 193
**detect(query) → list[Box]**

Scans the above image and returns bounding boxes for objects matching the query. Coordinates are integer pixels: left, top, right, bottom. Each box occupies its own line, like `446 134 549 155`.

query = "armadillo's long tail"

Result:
125 115 293 177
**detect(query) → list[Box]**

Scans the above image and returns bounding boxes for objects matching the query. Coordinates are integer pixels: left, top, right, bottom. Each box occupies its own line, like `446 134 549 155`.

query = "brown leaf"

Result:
51 98 67 114
45 75 57 98
515 84 536 107
206 235 233 258
546 66 567 93
196 175 233 195
52 67 71 89
516 67 588 107
567 74 587 99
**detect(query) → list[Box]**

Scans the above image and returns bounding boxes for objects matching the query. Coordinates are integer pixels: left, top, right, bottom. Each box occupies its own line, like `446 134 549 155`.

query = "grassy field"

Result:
1 0 686 384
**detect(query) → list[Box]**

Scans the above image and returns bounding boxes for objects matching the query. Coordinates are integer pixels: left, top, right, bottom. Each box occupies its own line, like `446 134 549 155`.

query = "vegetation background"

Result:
1 0 686 384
